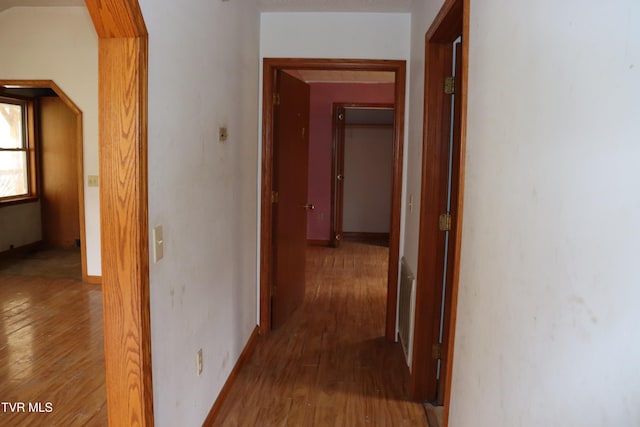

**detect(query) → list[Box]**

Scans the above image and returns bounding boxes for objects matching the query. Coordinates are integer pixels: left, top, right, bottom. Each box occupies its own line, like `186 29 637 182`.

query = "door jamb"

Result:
330 102 395 248
260 58 406 339
411 0 469 425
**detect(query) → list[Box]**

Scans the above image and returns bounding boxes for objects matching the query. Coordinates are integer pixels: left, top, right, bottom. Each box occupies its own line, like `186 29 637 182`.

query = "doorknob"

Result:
337 174 343 181
303 204 315 210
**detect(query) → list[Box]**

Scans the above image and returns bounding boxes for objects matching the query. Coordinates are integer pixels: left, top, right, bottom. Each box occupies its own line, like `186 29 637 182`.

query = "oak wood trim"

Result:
84 275 103 285
201 326 260 426
85 1 153 424
97 35 152 427
0 80 91 282
85 0 147 38
260 58 406 341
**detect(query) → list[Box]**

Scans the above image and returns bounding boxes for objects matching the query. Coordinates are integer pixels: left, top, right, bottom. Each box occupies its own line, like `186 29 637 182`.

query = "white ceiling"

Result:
259 0 412 13
0 0 412 14
0 0 84 13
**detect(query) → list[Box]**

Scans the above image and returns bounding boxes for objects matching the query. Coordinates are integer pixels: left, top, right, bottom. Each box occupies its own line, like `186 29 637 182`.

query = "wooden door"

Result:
331 104 346 247
271 71 311 329
39 96 80 248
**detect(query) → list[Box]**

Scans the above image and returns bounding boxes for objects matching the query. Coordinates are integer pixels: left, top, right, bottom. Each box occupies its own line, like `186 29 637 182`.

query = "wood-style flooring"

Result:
213 242 427 426
0 249 107 426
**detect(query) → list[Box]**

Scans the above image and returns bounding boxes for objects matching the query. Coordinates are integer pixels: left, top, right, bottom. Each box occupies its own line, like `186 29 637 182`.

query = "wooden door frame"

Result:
411 0 468 425
260 58 406 339
84 1 153 426
0 79 96 284
330 102 395 248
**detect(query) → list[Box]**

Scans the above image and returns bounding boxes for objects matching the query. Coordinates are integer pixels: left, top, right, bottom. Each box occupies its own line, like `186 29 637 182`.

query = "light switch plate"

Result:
88 175 99 187
152 226 164 263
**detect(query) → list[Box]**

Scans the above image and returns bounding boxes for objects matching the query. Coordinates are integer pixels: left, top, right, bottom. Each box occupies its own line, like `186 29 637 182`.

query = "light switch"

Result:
88 175 99 187
153 226 164 263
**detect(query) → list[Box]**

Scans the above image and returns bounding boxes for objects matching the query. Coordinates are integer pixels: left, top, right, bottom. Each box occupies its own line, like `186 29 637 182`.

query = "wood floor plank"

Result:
212 242 426 426
0 250 106 426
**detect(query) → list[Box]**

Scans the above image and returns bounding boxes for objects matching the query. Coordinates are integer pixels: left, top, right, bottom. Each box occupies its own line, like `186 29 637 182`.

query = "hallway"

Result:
213 242 426 426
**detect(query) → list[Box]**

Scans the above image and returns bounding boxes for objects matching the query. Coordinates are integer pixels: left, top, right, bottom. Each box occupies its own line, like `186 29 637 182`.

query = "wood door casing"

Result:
271 71 310 329
330 104 346 248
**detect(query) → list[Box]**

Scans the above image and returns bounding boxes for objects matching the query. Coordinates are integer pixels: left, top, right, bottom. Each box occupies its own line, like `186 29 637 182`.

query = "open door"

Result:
271 71 311 329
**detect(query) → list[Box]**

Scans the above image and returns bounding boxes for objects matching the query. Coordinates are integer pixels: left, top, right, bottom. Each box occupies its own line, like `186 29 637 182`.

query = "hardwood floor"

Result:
0 250 107 426
213 242 426 426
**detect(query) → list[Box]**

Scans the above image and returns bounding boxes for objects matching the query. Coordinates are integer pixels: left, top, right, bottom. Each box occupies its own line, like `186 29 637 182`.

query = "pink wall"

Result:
307 82 395 241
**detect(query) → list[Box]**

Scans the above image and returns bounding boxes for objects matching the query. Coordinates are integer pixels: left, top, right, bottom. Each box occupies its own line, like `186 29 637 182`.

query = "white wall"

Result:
403 1 446 272
0 7 100 274
343 126 393 233
447 1 640 426
139 0 260 425
260 12 411 60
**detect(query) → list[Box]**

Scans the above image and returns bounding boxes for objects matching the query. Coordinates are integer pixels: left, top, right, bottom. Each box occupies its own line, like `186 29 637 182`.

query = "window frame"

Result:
0 95 38 205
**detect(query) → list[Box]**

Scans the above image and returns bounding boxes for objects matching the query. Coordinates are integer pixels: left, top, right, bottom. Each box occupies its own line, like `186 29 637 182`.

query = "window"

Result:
0 97 35 202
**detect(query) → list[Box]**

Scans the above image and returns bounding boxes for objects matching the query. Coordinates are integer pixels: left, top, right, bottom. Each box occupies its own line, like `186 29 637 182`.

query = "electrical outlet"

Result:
88 175 99 187
197 349 203 376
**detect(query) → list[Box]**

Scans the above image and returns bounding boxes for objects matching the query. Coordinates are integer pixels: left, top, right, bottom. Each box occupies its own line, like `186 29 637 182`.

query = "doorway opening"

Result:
411 0 468 425
0 80 92 283
260 58 406 340
332 104 395 248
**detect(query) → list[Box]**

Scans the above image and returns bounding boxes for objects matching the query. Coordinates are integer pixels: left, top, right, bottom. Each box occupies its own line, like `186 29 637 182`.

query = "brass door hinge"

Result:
432 343 442 360
439 212 452 231
271 190 279 204
444 76 455 95
273 93 281 105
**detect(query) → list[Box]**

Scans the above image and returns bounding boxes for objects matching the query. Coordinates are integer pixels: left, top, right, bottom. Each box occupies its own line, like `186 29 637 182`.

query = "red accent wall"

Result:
307 82 395 241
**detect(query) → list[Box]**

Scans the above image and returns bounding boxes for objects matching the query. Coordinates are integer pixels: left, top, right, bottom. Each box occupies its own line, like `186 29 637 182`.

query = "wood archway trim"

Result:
84 1 153 426
0 79 94 284
260 58 406 340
